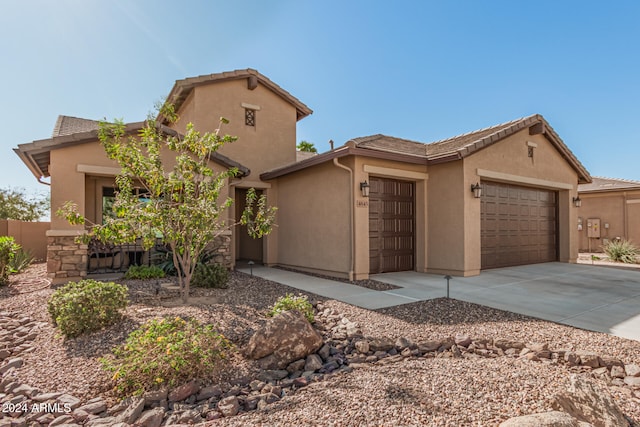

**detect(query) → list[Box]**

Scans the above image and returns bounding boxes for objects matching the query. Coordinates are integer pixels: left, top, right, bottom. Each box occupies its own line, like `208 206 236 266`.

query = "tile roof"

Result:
578 176 640 193
425 116 529 159
15 120 250 180
52 115 100 137
165 68 313 122
264 114 591 183
350 134 427 158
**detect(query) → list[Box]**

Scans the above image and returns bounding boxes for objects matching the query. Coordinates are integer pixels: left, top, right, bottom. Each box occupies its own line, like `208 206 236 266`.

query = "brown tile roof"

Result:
296 150 318 162
165 69 313 122
579 176 640 193
52 115 100 137
262 114 592 184
350 134 427 158
15 121 249 180
425 116 530 159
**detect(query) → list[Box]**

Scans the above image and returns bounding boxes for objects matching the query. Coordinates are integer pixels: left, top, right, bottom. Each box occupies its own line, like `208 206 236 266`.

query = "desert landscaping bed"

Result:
1 263 640 426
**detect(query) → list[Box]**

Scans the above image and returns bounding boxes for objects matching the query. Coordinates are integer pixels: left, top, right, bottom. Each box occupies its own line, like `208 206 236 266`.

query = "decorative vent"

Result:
245 109 256 127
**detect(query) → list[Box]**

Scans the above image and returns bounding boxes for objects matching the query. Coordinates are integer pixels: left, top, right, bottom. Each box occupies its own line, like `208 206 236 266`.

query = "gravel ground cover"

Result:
2 263 640 425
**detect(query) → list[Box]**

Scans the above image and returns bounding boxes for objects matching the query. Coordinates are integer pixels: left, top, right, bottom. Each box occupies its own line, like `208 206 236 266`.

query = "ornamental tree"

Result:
59 104 276 302
0 188 49 221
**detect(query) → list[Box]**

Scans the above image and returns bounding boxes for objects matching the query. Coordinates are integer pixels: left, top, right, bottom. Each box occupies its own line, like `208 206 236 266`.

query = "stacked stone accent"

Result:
46 231 88 285
207 232 232 268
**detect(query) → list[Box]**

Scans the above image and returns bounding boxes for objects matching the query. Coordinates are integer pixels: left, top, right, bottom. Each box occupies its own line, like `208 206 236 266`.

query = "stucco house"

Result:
14 69 591 283
577 177 640 252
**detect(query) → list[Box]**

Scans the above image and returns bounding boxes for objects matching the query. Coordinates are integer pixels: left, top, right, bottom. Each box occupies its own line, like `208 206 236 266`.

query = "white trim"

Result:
627 199 640 204
476 168 573 190
363 165 428 180
241 102 261 111
77 164 121 176
526 141 538 148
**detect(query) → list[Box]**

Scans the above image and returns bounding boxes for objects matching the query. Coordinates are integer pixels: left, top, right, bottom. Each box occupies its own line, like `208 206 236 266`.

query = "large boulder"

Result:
246 310 323 370
552 374 629 427
499 411 581 427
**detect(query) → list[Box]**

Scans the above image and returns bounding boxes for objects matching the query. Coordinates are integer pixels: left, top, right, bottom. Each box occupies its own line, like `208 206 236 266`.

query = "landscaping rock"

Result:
499 410 580 426
552 374 629 427
454 334 472 348
168 379 200 402
368 337 395 352
247 310 323 369
115 396 145 424
417 340 442 353
625 364 640 377
136 407 165 427
354 340 370 354
218 396 240 417
304 354 324 372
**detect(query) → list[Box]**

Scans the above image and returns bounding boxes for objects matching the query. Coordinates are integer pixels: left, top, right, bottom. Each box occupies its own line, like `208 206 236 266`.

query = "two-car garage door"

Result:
368 178 558 273
481 181 558 269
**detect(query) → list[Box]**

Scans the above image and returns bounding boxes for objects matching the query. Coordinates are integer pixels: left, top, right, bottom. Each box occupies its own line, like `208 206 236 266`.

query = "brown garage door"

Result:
369 177 415 274
481 181 558 269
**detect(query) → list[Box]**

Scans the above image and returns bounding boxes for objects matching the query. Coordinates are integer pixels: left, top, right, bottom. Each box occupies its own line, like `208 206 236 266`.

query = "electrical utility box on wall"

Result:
587 218 601 238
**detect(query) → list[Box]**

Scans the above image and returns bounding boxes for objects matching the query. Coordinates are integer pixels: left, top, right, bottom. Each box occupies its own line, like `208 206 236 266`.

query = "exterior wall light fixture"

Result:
573 196 582 208
471 182 483 198
360 181 370 197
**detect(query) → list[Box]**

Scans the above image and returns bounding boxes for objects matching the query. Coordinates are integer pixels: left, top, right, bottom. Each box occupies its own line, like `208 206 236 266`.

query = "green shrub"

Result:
268 293 314 323
124 265 166 280
8 248 34 274
0 236 19 285
47 279 128 338
603 239 639 264
191 262 229 288
102 316 232 397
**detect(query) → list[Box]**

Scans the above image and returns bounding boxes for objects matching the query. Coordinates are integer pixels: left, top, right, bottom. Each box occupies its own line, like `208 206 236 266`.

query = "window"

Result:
245 108 256 127
102 187 150 223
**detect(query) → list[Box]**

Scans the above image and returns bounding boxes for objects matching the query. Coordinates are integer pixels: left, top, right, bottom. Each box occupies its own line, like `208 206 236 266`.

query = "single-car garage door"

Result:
481 181 558 269
369 177 415 274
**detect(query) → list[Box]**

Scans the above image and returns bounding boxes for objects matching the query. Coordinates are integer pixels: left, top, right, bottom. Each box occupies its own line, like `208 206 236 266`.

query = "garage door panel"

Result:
369 177 415 274
481 181 558 269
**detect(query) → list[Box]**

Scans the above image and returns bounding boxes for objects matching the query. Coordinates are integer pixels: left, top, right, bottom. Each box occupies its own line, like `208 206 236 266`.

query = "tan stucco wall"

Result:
272 161 351 278
427 161 467 275
354 156 429 279
0 220 50 260
172 79 298 177
462 129 581 270
50 141 116 229
578 190 640 251
49 139 232 230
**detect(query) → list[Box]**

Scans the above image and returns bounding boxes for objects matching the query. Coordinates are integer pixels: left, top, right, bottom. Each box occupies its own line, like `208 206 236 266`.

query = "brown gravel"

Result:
2 263 640 425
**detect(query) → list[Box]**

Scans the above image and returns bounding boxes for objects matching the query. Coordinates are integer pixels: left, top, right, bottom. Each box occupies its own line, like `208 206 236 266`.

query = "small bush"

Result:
47 279 128 338
102 317 232 397
191 262 229 288
0 236 19 285
124 265 166 280
268 293 314 323
8 248 34 274
603 239 639 264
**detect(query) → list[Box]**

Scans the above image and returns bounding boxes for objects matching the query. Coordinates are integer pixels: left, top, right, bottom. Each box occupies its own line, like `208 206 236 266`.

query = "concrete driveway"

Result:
372 262 640 341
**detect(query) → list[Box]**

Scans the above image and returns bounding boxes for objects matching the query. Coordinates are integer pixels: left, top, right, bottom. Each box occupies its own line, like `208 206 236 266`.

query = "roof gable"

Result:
165 69 313 122
262 114 592 184
15 120 249 180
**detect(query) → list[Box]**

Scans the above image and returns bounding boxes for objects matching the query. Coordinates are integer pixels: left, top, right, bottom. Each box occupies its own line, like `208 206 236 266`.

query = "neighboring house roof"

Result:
14 120 250 180
578 176 640 193
51 115 100 137
164 68 313 122
262 114 592 184
296 150 318 162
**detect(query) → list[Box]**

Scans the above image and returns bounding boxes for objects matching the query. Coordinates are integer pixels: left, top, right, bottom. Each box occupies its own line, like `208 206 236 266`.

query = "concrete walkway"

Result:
237 263 640 341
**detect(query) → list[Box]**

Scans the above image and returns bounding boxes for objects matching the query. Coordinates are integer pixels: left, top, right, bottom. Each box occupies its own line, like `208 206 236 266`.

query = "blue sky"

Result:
2 0 640 198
